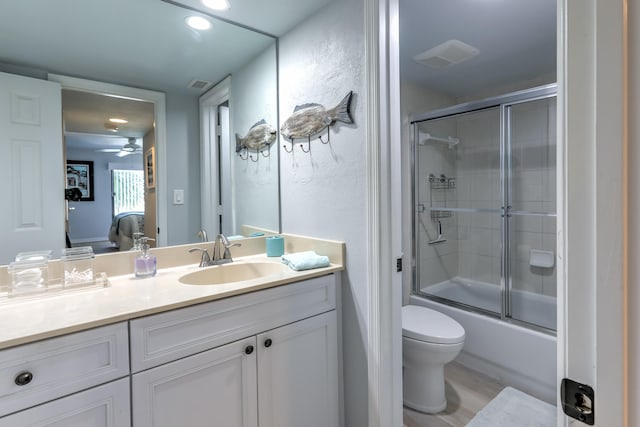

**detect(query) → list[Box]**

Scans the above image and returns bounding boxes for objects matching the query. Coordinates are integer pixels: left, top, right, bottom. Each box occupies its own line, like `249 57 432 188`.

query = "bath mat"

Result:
466 386 556 427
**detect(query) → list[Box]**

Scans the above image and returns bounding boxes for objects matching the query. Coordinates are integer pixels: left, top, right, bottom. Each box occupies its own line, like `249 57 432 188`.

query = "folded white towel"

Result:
281 251 330 271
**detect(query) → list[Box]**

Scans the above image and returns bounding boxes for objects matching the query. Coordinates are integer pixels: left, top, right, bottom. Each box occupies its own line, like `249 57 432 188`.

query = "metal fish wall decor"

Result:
236 119 277 161
281 91 354 152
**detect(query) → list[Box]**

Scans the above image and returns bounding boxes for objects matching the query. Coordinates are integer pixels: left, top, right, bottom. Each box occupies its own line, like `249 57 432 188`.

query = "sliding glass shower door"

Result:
506 96 557 330
412 85 557 332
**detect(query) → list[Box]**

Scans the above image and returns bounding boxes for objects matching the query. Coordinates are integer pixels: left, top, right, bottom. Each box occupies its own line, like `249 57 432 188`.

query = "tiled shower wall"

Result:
417 97 557 298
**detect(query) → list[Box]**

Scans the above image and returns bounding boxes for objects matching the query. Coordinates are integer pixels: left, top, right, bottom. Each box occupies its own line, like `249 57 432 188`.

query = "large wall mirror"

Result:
0 0 281 264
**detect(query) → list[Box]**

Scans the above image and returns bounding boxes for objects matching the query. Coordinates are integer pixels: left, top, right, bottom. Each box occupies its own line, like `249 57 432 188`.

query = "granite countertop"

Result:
0 253 343 350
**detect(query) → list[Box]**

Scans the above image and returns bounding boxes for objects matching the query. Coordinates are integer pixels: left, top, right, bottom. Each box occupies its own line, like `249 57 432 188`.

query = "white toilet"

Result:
402 305 465 414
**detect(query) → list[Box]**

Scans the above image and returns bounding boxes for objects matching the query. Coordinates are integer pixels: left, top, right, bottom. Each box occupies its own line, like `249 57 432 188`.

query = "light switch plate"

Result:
173 189 184 205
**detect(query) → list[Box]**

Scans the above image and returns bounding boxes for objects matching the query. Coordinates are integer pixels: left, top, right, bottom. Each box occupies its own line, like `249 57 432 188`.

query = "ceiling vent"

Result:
413 39 479 69
188 79 213 91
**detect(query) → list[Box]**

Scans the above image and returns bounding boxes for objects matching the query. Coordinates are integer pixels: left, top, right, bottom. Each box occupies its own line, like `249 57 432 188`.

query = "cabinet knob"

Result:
245 345 254 355
14 371 33 386
264 338 272 348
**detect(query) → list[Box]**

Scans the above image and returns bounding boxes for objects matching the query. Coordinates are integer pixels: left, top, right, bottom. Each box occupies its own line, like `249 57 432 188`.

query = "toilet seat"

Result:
402 305 465 344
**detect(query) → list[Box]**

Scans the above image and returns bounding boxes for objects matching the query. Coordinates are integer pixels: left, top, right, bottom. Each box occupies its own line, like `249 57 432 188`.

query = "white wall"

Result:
278 0 367 424
232 43 279 234
165 92 201 246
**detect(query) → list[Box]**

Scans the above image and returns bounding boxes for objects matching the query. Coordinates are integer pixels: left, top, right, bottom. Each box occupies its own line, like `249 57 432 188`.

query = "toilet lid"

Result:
402 305 465 344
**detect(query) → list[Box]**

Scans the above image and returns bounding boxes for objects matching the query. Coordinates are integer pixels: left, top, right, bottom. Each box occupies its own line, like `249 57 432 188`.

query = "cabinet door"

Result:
0 378 130 427
258 311 338 427
132 337 258 427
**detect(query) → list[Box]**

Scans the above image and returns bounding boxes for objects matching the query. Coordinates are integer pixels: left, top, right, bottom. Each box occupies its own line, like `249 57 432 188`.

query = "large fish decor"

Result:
235 119 277 161
281 91 354 152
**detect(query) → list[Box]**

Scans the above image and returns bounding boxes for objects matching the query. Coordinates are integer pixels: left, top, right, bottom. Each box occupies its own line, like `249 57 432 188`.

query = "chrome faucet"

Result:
211 234 241 265
188 233 241 267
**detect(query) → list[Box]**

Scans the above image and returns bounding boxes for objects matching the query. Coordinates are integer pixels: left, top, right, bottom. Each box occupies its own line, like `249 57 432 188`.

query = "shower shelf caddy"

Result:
428 173 456 222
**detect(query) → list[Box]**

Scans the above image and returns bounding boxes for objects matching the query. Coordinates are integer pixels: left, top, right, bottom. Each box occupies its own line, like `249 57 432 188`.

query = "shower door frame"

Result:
410 83 558 333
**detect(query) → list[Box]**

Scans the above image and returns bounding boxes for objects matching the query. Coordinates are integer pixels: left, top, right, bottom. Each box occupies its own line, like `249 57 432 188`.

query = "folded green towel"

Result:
281 251 330 271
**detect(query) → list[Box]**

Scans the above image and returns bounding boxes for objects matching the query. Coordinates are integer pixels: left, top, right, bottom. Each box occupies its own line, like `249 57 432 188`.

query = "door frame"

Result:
368 0 628 425
47 74 168 247
556 0 627 424
199 76 231 239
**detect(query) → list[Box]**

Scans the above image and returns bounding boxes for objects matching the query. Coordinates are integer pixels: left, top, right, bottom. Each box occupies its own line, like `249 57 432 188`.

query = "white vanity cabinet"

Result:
130 274 339 427
0 322 130 426
257 310 338 427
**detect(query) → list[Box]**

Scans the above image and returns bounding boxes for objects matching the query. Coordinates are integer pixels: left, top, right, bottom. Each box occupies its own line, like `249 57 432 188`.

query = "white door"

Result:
257 311 339 427
131 336 258 427
0 378 130 427
0 71 64 264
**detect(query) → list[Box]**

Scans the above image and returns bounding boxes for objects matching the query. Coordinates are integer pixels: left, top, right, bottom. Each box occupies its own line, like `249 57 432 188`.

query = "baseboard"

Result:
70 237 109 244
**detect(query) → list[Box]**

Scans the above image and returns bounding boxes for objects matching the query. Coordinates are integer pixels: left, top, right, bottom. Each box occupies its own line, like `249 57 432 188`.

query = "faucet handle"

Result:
216 234 242 250
188 247 211 267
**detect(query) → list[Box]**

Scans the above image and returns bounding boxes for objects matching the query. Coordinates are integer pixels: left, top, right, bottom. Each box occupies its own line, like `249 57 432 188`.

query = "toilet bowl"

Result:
402 305 465 414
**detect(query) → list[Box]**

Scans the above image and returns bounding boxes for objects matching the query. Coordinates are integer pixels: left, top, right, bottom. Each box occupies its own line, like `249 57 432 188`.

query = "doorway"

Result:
49 74 167 247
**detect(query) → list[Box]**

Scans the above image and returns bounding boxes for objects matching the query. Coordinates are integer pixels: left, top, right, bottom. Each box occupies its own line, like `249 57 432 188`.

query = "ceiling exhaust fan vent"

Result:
413 39 479 69
188 79 213 90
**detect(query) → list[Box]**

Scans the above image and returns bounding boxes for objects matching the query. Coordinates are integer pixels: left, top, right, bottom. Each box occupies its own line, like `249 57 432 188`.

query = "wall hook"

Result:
249 153 259 162
299 142 311 153
318 127 330 144
260 149 270 158
283 139 294 153
238 148 249 161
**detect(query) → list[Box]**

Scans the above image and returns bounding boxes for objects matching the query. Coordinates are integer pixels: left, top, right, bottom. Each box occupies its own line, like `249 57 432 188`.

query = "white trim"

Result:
558 0 627 425
199 76 231 238
365 0 383 423
388 0 404 424
70 237 109 244
47 74 168 247
366 0 403 425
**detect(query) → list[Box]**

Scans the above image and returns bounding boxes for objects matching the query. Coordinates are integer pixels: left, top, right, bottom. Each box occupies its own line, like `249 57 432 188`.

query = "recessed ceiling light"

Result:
202 0 230 11
186 16 212 30
109 117 128 124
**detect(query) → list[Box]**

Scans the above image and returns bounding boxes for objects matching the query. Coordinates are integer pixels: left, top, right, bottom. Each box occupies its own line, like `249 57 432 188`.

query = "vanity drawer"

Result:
130 273 337 372
0 322 129 416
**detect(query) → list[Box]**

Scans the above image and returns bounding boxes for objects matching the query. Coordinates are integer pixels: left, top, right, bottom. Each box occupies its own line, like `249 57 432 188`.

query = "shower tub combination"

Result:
410 84 558 403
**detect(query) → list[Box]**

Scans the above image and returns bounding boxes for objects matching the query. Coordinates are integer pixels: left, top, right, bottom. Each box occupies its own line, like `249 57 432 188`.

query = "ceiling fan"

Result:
97 137 142 157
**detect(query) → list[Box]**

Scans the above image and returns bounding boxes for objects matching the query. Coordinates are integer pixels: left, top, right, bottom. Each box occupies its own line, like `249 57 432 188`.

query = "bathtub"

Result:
409 280 557 403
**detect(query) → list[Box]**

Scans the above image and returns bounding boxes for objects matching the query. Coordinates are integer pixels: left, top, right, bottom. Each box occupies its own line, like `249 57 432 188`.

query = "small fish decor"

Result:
281 91 354 153
236 119 277 161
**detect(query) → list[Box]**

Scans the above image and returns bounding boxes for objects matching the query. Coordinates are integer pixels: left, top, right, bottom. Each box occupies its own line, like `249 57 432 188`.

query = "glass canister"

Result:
61 246 95 287
15 250 52 263
9 259 49 295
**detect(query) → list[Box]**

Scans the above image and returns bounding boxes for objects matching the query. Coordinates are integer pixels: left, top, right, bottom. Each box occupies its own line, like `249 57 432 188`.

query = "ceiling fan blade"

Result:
96 148 122 153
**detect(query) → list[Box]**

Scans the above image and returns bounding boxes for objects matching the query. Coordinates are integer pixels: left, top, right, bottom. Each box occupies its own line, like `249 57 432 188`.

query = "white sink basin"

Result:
179 262 287 285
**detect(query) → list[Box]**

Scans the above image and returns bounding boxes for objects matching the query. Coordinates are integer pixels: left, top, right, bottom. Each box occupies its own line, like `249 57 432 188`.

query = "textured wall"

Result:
278 0 367 424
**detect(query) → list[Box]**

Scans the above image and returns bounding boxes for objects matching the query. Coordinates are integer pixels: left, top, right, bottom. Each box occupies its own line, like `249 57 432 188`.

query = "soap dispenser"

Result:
135 237 157 278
